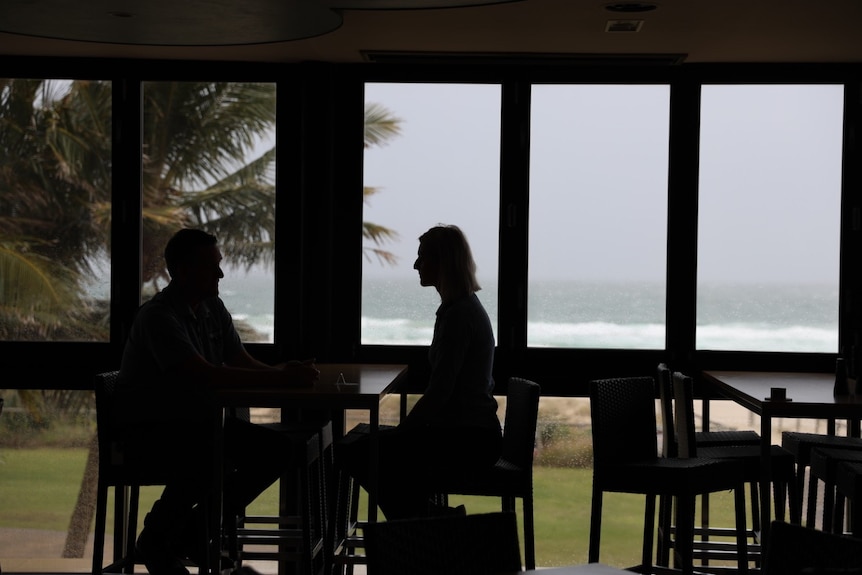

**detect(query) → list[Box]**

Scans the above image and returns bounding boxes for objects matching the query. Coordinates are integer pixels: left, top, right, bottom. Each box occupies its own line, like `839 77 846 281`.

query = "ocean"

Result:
219 272 839 353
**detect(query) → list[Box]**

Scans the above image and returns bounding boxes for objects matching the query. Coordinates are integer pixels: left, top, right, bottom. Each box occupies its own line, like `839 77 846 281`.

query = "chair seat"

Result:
698 444 797 480
696 429 761 447
598 457 749 496
782 431 862 462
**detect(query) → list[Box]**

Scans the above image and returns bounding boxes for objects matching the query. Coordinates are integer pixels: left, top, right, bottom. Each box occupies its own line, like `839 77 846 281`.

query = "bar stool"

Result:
229 411 334 575
589 375 750 575
92 371 218 575
807 447 862 532
670 371 799 569
781 430 862 524
230 429 327 575
656 364 761 566
834 461 862 537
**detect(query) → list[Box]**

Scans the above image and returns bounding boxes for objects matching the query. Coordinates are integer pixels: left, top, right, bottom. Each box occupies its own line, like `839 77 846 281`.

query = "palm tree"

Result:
139 82 281 289
363 102 402 265
0 79 112 340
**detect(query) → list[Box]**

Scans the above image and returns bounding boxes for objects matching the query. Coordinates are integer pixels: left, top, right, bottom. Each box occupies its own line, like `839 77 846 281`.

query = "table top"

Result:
702 370 862 419
497 564 633 575
214 362 409 409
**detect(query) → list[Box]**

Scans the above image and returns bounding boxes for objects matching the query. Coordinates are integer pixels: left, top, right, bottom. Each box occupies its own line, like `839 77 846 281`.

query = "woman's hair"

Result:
164 228 218 277
419 224 481 299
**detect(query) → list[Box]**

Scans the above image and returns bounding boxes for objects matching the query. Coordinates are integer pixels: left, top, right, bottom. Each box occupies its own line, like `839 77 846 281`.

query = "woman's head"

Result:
414 224 481 300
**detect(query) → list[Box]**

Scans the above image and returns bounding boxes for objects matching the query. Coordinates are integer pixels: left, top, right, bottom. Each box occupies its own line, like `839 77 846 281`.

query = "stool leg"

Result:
588 485 603 563
656 494 673 567
674 494 695 575
807 470 820 528
641 495 656 573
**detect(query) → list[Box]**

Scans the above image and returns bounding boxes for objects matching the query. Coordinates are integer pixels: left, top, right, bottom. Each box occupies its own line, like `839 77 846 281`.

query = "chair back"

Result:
657 363 678 457
363 511 522 575
500 377 541 469
590 376 659 468
764 520 862 575
94 370 121 467
94 369 188 482
671 371 698 459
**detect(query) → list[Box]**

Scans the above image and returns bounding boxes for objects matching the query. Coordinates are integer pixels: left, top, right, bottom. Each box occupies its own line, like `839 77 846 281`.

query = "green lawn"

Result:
0 447 746 569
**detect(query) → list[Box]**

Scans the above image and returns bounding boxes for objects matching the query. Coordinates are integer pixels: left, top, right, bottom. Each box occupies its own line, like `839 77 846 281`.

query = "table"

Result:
209 363 408 574
496 564 633 575
701 370 862 545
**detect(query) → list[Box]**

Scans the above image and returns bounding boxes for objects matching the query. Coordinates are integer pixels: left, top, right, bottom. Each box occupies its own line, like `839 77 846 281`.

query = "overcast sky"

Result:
361 82 844 286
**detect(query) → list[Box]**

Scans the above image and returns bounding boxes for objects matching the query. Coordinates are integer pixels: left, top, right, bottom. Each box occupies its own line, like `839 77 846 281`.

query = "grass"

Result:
0 446 747 569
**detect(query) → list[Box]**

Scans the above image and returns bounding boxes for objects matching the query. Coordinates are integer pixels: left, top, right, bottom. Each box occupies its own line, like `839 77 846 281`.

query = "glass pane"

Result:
697 85 843 352
141 82 276 343
0 79 112 342
528 84 670 349
0 388 97 572
361 83 501 345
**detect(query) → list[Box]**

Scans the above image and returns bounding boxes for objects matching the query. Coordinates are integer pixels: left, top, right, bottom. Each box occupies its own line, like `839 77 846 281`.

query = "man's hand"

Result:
283 359 319 386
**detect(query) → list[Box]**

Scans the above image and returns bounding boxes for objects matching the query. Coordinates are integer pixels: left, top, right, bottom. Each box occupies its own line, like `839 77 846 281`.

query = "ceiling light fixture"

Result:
329 0 522 7
0 0 343 46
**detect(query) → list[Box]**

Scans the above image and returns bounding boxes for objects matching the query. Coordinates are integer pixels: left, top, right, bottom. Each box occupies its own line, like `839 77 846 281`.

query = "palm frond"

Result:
364 102 402 148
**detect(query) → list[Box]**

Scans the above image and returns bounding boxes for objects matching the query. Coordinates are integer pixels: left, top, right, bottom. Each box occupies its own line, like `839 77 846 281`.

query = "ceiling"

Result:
0 0 860 65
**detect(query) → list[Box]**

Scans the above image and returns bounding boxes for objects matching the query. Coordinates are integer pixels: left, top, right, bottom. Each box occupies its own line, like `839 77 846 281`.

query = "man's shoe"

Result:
136 526 190 575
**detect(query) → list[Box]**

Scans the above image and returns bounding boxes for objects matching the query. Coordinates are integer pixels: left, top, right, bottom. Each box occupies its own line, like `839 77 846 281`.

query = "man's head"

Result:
164 228 224 302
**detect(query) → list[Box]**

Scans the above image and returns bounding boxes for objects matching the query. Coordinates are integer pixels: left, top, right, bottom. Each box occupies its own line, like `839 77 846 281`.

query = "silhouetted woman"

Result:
338 224 502 519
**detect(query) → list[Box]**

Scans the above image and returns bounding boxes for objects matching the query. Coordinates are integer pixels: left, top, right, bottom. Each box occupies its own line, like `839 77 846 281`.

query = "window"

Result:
528 84 670 349
697 84 843 352
0 78 112 342
361 82 501 345
141 82 276 342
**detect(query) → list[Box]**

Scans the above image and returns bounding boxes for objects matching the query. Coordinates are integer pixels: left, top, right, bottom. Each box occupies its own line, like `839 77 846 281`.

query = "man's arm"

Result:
173 352 319 389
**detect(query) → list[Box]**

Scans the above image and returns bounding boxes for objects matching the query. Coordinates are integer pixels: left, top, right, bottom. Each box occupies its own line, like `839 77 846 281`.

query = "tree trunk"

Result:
63 432 99 558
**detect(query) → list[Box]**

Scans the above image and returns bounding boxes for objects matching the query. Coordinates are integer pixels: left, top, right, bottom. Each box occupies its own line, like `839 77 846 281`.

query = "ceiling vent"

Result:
606 19 644 32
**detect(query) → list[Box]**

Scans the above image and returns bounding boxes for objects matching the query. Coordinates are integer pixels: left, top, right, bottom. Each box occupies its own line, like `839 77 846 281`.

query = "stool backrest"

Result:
657 363 678 457
500 377 541 468
590 376 659 469
672 371 698 459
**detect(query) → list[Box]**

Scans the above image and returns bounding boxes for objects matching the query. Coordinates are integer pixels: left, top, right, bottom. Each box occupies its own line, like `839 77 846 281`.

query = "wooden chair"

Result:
433 376 541 570
363 511 522 575
589 375 750 575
